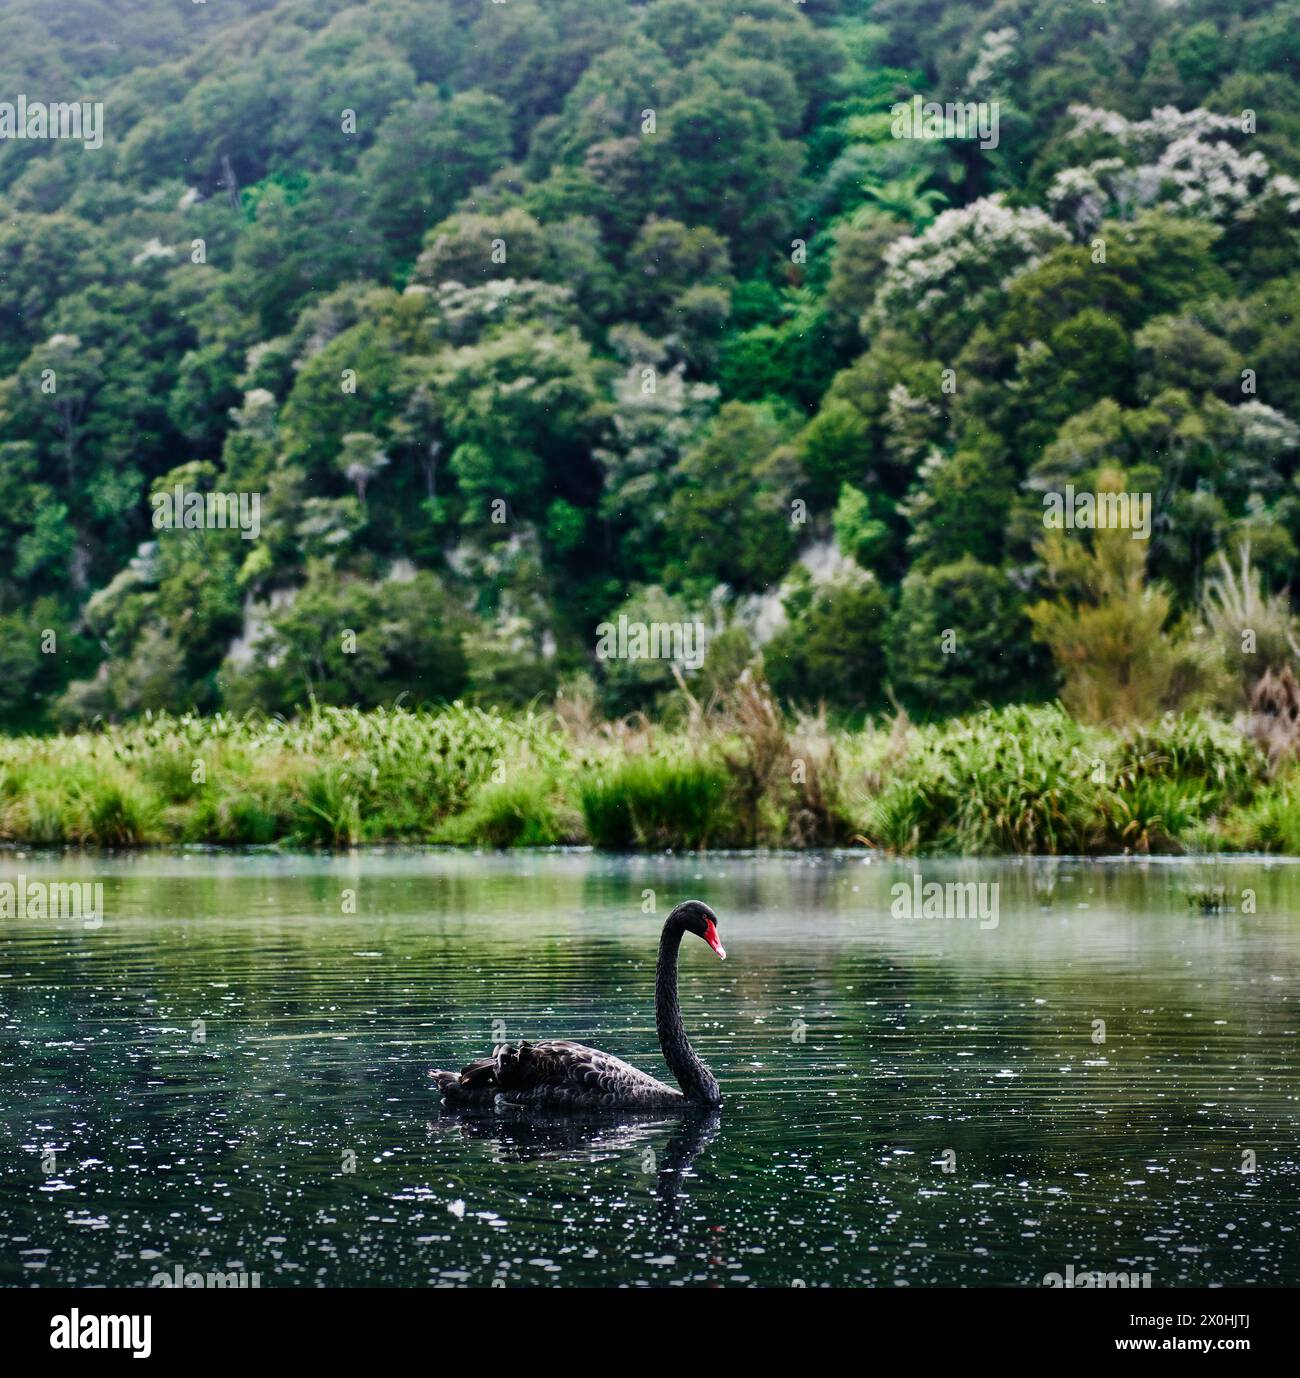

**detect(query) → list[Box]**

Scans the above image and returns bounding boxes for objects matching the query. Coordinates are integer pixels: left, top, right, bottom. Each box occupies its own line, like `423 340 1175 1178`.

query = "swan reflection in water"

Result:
432 1104 723 1223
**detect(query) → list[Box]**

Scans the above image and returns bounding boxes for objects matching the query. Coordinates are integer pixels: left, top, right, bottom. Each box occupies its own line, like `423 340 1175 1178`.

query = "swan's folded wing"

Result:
498 1040 679 1100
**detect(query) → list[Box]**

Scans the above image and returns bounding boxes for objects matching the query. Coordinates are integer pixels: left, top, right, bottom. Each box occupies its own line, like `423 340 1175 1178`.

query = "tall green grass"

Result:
436 772 579 848
0 703 566 848
0 700 1290 855
860 706 1106 854
856 706 1280 856
579 756 732 849
1220 783 1300 853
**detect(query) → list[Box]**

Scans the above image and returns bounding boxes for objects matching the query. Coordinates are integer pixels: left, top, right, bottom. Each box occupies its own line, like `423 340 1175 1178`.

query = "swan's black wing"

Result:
431 1039 684 1110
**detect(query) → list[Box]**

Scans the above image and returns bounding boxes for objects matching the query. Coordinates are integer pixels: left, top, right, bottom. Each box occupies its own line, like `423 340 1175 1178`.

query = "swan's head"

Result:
670 899 725 960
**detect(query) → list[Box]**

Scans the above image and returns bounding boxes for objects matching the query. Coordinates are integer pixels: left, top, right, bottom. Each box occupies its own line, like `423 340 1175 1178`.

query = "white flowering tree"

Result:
1048 105 1300 238
867 195 1068 343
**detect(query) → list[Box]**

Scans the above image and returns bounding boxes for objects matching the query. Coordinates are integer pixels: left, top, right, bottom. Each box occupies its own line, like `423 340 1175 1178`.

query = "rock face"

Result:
1245 665 1300 769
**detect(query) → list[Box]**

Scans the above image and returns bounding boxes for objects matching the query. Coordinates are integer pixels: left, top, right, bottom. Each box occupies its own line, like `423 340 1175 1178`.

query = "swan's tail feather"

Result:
430 1069 464 1100
431 1050 504 1106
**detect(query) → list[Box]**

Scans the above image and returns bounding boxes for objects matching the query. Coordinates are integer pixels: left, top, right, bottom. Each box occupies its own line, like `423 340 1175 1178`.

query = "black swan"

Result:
431 900 725 1110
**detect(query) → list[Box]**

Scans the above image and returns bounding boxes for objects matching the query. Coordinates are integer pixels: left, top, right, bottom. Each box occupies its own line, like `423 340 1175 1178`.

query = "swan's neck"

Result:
656 923 720 1104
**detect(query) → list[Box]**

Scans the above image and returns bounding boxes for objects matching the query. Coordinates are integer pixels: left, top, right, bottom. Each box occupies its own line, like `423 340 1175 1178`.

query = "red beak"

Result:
703 919 726 960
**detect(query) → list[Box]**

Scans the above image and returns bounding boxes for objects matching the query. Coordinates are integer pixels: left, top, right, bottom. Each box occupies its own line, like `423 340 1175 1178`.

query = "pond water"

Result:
1 850 1297 1289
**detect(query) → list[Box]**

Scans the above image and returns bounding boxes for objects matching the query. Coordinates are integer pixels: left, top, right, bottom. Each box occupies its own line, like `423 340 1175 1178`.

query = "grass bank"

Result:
1 693 1297 855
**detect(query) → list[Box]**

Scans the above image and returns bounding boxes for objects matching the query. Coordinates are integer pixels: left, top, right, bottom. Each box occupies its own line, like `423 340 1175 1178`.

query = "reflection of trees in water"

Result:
431 1104 721 1226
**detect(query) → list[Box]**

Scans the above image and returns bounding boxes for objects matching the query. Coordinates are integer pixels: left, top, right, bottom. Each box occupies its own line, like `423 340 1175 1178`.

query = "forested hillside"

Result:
2 0 1298 729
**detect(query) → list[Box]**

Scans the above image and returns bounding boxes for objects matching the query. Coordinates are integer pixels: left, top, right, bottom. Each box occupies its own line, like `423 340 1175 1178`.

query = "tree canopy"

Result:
1 0 1298 727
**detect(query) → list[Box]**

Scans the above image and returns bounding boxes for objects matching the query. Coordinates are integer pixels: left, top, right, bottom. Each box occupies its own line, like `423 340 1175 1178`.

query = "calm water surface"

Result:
1 851 1297 1288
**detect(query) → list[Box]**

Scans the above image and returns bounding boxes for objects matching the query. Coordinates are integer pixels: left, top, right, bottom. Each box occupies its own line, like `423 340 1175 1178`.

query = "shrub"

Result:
0 700 1281 857
1103 775 1207 853
578 770 639 850
1200 545 1298 699
1028 469 1228 724
182 787 284 845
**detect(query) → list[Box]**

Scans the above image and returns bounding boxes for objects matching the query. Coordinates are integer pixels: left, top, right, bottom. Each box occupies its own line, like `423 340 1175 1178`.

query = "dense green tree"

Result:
362 91 512 268
886 558 1039 716
666 402 799 593
221 566 470 713
763 568 891 710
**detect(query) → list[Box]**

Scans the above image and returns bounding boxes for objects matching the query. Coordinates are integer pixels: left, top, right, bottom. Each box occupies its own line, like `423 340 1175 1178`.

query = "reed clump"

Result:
579 755 732 849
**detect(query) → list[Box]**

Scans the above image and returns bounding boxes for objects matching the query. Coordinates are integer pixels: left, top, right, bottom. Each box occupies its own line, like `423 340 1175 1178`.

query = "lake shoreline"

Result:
4 842 1300 862
3 700 1298 857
